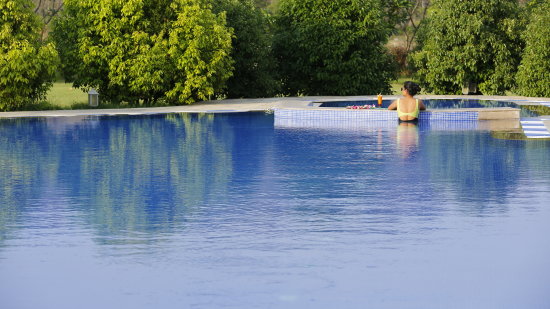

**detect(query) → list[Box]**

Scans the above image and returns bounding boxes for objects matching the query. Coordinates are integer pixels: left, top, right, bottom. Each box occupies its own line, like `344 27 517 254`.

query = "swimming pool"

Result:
1 113 549 309
318 99 544 117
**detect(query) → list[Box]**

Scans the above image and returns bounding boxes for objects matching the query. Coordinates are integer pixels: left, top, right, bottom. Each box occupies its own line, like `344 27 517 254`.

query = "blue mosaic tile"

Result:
274 109 483 131
420 120 479 131
274 109 479 124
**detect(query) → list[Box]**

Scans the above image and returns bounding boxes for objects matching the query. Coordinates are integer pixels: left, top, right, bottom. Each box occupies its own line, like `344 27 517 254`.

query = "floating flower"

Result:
346 104 379 109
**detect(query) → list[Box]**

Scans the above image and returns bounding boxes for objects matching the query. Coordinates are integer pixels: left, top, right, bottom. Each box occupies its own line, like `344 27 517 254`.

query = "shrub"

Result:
211 0 279 98
273 0 397 96
52 0 233 105
515 0 550 97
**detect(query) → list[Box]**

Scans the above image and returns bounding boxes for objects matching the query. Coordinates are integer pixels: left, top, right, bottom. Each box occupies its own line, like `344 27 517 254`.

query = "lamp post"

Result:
462 81 478 95
88 89 99 107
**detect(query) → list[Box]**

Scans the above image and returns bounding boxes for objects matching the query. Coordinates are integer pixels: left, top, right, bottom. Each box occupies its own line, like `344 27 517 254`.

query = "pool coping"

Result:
1 94 549 118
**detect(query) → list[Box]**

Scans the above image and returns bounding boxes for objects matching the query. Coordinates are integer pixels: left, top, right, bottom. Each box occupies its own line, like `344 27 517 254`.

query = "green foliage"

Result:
273 0 397 96
515 0 550 97
0 0 58 111
50 3 80 83
253 0 271 8
411 0 523 95
524 0 546 10
52 0 233 105
382 0 414 31
211 0 279 98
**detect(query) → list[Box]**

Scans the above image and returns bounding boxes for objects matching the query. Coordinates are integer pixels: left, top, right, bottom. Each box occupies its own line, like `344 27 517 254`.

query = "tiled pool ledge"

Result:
274 107 520 123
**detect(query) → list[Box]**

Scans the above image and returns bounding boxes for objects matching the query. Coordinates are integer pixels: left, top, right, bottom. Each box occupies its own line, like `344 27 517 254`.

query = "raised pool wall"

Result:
274 107 520 121
273 103 521 131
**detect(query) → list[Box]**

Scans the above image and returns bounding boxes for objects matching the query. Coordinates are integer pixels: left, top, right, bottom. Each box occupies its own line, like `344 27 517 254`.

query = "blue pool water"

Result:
319 99 542 117
1 113 550 309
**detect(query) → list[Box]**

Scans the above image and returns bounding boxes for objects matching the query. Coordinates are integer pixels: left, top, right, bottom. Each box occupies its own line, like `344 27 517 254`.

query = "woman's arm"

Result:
387 100 398 110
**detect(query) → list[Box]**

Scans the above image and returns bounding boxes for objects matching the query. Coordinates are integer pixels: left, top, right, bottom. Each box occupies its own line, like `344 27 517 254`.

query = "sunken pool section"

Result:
316 99 540 117
318 99 529 109
275 99 523 129
1 112 550 309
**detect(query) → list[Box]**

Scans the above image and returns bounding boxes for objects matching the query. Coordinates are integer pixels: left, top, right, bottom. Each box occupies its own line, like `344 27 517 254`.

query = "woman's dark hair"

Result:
403 81 421 96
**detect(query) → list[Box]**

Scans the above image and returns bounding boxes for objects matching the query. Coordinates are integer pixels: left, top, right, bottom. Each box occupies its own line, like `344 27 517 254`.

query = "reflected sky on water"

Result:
1 113 549 309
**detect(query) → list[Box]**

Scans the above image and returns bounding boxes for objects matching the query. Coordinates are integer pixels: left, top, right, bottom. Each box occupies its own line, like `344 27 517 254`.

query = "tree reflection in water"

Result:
0 113 238 247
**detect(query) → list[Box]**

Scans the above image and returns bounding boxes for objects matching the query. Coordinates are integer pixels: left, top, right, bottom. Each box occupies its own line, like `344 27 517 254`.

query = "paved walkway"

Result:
1 95 549 118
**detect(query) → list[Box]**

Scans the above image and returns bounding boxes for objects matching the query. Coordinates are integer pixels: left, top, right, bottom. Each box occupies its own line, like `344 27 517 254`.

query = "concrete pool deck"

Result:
0 94 549 117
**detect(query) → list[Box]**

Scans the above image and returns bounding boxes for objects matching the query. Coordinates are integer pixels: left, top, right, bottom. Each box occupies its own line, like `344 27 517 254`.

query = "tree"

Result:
386 0 431 74
398 1 430 57
211 0 279 98
411 0 523 95
52 0 233 105
253 0 270 8
32 0 64 40
273 0 397 96
382 0 417 29
515 0 550 97
0 0 58 111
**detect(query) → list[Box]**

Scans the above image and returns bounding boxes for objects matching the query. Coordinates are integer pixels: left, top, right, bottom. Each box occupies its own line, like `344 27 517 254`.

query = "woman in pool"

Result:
388 81 426 123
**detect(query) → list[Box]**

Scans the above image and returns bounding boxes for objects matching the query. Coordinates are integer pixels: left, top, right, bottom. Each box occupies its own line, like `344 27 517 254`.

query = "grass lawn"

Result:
38 76 449 111
46 82 88 108
41 79 413 110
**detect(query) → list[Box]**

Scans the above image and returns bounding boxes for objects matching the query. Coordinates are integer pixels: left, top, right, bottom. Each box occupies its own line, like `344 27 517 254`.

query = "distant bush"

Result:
387 43 409 75
411 0 523 95
515 0 550 97
0 0 58 111
52 0 233 105
273 0 397 96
